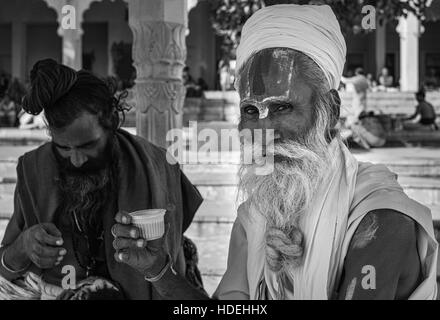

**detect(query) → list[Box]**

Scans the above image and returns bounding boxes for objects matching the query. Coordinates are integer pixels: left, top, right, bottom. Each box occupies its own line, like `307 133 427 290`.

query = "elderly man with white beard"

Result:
111 4 438 300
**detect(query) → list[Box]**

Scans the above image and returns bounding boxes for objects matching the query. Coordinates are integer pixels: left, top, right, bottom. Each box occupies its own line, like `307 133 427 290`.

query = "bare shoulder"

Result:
351 209 417 251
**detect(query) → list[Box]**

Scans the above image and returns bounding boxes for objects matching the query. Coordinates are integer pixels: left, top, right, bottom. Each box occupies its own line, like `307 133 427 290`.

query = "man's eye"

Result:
81 143 96 150
275 104 293 112
243 106 259 115
56 145 70 151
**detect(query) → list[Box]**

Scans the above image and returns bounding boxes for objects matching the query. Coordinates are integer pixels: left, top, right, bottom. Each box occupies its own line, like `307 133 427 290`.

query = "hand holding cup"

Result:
111 210 168 277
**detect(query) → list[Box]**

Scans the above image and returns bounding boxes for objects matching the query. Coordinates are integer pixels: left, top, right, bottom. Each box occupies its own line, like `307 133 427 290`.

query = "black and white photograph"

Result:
0 0 439 306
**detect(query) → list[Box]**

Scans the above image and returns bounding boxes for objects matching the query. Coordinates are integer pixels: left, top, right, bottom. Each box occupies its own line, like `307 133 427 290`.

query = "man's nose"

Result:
256 117 274 130
70 150 87 168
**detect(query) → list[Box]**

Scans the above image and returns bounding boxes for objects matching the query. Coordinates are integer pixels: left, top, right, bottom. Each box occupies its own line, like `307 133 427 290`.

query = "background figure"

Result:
0 95 16 127
424 68 439 90
183 66 202 98
366 73 378 91
0 72 10 99
348 111 387 149
18 113 46 130
403 89 438 131
0 78 28 127
378 67 394 90
341 67 370 126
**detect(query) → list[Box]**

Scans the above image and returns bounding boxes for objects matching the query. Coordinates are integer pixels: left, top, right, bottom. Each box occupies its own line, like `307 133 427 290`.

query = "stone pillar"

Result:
375 21 386 78
397 12 422 92
44 0 99 71
11 21 27 80
127 0 187 148
59 28 83 70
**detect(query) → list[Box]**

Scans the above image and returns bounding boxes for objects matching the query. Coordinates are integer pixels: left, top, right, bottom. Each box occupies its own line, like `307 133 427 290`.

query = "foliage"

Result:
209 0 430 64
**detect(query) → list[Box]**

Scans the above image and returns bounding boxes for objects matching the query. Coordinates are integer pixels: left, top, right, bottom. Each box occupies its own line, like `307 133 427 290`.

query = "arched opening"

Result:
0 0 59 82
83 0 133 84
420 2 440 88
186 0 217 90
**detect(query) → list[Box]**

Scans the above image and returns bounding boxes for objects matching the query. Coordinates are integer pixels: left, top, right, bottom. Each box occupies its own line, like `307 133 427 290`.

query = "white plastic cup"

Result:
129 209 166 241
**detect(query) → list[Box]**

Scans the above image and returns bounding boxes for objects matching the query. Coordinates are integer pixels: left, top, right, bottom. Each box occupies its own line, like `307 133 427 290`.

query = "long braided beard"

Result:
238 112 332 297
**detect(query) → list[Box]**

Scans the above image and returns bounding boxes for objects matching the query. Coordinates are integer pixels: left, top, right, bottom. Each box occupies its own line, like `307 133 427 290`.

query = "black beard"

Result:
54 136 118 235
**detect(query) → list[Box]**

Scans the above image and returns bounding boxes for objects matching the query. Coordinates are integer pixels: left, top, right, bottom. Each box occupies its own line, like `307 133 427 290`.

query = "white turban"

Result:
236 4 347 90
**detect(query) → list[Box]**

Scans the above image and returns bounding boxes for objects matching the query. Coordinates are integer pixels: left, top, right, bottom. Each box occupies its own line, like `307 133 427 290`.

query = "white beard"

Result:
238 136 331 272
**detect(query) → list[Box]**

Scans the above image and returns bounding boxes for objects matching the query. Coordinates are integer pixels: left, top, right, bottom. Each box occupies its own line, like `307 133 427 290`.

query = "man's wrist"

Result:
143 253 168 279
2 244 31 273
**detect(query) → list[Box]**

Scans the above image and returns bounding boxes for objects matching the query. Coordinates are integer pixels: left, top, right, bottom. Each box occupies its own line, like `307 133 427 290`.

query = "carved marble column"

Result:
397 12 423 92
127 0 188 148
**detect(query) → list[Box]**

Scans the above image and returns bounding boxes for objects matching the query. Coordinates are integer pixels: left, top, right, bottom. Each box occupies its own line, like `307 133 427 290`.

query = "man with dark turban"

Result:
0 59 203 299
115 4 437 300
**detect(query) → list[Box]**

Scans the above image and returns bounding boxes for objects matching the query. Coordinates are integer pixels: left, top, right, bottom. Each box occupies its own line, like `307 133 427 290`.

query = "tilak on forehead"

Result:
235 4 346 119
238 49 297 119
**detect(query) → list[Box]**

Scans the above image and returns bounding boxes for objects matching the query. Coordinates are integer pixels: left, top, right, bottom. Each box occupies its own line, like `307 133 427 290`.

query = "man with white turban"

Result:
111 4 438 300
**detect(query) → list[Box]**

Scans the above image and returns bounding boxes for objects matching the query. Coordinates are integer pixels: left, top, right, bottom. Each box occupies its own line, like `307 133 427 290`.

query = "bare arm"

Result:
337 209 421 300
405 105 420 121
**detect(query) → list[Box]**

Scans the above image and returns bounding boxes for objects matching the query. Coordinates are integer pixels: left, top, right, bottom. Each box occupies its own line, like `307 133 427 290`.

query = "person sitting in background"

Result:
183 66 202 98
18 112 46 130
366 73 377 91
0 95 17 127
425 68 439 90
346 111 387 149
0 72 10 99
378 67 394 90
403 89 438 130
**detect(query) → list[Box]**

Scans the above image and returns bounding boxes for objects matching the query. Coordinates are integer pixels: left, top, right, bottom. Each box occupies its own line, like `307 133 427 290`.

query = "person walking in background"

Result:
341 67 370 126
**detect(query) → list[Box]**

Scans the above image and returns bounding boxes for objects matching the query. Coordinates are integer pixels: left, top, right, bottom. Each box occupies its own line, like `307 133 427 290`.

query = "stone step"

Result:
1 182 439 222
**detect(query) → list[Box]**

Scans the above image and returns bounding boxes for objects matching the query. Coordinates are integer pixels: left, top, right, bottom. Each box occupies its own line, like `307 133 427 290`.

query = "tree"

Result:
210 0 430 64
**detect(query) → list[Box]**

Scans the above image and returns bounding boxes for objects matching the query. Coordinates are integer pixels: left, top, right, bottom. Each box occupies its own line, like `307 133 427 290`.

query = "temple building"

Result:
1 0 440 92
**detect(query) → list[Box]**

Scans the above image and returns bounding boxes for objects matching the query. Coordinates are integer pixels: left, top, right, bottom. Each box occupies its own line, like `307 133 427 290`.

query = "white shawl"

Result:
215 141 438 300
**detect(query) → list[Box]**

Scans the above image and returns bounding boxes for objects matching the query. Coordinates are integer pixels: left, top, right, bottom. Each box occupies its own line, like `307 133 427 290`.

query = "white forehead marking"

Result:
258 105 269 119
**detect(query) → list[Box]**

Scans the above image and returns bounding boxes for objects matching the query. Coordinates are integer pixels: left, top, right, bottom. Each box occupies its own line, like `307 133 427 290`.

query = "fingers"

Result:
32 242 65 258
37 224 63 246
114 211 132 225
113 237 146 251
30 241 66 268
41 223 62 238
114 250 128 264
30 253 60 269
112 223 140 239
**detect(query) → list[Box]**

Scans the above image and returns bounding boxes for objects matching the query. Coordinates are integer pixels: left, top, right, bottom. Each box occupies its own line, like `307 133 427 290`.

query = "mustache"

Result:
52 139 116 175
238 133 332 273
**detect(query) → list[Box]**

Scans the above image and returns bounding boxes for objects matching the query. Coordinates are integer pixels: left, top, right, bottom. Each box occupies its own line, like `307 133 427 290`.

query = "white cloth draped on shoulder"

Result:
214 140 438 300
